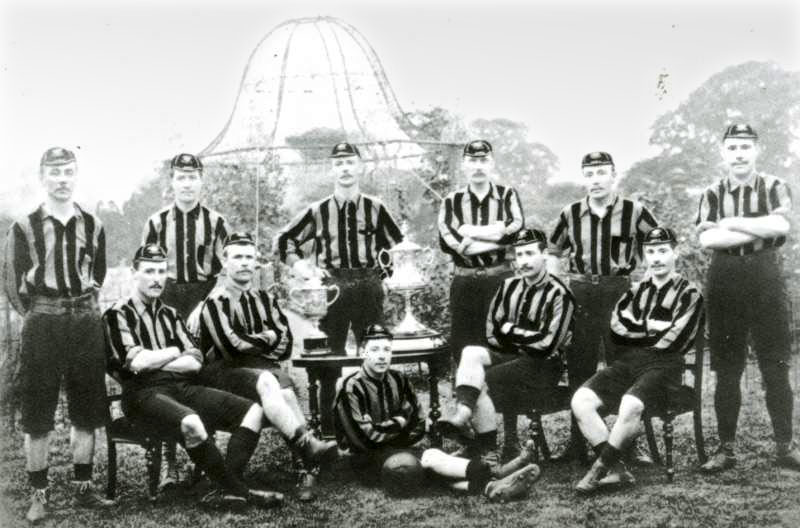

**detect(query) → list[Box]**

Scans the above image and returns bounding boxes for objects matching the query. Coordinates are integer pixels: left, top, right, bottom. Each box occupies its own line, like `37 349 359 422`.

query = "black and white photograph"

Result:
1 0 799 526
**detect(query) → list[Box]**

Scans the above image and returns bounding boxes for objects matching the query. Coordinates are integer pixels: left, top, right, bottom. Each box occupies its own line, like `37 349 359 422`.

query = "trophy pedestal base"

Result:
391 332 445 353
301 335 332 357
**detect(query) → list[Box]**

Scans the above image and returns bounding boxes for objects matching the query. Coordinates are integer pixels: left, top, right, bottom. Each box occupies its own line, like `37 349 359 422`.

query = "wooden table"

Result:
292 346 449 447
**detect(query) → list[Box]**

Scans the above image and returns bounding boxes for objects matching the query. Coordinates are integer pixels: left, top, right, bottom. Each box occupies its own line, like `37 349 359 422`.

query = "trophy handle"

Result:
326 284 340 306
377 248 392 270
288 287 306 311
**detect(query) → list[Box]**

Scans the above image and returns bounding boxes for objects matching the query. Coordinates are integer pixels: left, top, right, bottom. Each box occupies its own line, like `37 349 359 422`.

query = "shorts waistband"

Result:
568 273 631 285
29 292 97 314
454 262 511 277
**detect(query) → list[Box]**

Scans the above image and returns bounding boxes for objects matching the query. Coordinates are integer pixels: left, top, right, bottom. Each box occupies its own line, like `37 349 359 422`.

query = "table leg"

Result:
307 370 321 436
428 366 442 448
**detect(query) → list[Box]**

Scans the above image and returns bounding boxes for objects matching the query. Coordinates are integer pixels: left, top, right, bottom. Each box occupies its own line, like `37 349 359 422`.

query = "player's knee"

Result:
256 371 280 395
420 448 445 468
461 345 487 364
619 395 645 420
281 387 298 404
571 388 597 416
180 414 208 447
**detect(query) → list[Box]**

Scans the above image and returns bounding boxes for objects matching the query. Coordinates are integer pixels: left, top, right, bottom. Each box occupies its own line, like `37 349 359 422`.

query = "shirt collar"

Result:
579 194 620 218
219 276 249 300
360 364 387 382
130 292 163 317
37 202 84 222
522 269 549 288
725 172 759 192
333 191 362 210
467 182 500 203
173 201 202 217
644 271 681 292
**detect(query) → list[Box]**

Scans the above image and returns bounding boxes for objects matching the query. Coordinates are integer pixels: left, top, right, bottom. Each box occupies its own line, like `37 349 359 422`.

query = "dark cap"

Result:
643 227 678 246
581 151 614 168
512 228 548 248
170 153 204 171
723 124 758 140
463 140 493 158
329 142 361 158
224 232 256 248
362 324 393 342
40 147 76 167
133 244 168 263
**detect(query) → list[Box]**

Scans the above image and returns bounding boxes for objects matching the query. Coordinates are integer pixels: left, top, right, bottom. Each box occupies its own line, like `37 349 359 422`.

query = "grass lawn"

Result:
1 360 799 528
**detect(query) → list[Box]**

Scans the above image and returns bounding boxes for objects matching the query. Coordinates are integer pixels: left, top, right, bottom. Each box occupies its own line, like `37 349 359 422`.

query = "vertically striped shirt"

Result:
334 367 425 453
610 274 704 355
438 183 525 268
3 203 106 312
103 295 203 389
274 193 403 269
486 273 575 358
549 196 658 275
142 204 229 283
695 173 792 256
200 283 292 363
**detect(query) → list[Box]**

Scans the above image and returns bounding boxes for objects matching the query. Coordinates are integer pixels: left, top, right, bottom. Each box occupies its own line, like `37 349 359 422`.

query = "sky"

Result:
1 0 798 214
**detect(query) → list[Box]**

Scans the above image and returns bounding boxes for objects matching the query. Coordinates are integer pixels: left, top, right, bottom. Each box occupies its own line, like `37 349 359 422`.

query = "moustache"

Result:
150 284 163 289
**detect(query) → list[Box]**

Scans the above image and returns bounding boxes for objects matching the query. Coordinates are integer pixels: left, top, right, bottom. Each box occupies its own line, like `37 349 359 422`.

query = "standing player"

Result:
696 124 800 472
438 140 525 366
142 152 229 485
334 324 539 502
104 244 283 508
3 147 113 523
549 151 658 462
571 228 704 492
274 142 404 435
437 229 575 459
200 232 338 500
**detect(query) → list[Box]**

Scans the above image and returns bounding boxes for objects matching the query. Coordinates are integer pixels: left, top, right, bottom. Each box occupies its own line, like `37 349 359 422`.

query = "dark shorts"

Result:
200 357 295 402
320 269 384 355
449 269 513 363
485 350 563 414
706 249 791 370
123 380 254 440
19 303 108 435
582 348 682 410
162 279 216 320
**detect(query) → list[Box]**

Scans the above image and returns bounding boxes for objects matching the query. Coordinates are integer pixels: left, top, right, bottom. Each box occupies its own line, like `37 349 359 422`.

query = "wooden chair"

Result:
105 386 164 501
642 332 707 481
525 383 572 464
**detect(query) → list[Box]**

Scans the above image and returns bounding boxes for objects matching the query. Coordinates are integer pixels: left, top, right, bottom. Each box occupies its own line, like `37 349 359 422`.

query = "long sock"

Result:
186 439 248 496
290 425 308 445
455 385 481 411
28 469 48 489
503 414 518 447
592 441 609 458
475 430 497 452
226 427 260 480
599 444 621 467
465 460 492 495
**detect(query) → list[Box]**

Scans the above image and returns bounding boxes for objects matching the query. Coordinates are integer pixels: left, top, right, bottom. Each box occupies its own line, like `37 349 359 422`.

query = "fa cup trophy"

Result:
289 276 340 356
378 228 444 352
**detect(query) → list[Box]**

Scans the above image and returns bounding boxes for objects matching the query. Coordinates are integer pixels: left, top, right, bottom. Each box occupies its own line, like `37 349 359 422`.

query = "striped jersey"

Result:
199 283 292 363
610 274 704 355
4 203 106 312
438 183 525 268
695 173 792 256
103 295 203 389
486 272 575 358
549 196 658 276
142 203 229 283
334 367 425 453
274 193 403 269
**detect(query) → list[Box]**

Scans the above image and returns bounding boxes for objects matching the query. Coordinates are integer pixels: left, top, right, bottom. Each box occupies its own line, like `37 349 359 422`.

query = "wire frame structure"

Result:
197 16 465 249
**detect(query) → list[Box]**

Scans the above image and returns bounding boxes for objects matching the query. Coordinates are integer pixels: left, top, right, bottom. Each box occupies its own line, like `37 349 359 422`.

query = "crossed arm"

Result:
697 210 790 250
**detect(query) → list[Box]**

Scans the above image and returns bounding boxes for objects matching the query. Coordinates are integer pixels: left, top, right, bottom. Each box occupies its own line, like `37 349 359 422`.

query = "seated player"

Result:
103 244 283 508
334 324 540 502
571 227 704 492
437 228 575 460
198 232 337 501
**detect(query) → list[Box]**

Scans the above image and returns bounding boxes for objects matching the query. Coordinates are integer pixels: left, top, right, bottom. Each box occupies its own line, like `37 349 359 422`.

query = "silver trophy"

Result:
289 276 340 356
378 230 444 352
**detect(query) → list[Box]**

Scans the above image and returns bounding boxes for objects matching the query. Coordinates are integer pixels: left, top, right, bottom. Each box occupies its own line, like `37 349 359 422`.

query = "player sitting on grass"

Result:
334 324 540 502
